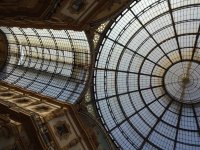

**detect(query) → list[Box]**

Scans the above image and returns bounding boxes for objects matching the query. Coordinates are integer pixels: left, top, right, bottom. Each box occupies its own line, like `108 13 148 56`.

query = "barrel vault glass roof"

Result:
0 27 90 104
94 0 200 149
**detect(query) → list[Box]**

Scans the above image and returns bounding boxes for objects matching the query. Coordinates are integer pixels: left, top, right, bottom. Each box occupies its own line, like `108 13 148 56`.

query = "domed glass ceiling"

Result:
94 0 200 149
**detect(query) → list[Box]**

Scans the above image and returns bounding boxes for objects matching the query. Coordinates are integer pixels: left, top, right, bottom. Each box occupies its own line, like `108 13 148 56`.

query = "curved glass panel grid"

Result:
0 27 90 104
94 0 200 149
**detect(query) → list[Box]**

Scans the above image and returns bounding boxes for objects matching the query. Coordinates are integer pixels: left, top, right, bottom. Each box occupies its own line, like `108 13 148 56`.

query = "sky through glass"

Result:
94 0 200 149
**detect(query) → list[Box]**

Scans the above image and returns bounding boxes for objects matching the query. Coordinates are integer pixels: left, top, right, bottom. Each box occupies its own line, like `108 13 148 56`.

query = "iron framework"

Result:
0 27 90 104
94 0 200 149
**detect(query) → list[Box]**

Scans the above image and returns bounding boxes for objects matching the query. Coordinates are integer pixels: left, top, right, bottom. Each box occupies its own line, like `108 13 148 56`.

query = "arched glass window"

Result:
0 27 90 104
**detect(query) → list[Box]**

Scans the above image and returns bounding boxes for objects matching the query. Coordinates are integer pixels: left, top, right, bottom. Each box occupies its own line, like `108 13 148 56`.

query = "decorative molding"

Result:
53 121 71 140
69 0 87 14
67 137 81 148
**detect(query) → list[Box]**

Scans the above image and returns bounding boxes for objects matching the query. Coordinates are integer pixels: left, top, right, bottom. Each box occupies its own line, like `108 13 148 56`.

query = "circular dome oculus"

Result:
94 0 200 149
164 61 200 104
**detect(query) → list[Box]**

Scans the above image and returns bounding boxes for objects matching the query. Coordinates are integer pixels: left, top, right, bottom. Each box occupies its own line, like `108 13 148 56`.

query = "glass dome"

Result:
94 0 200 149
